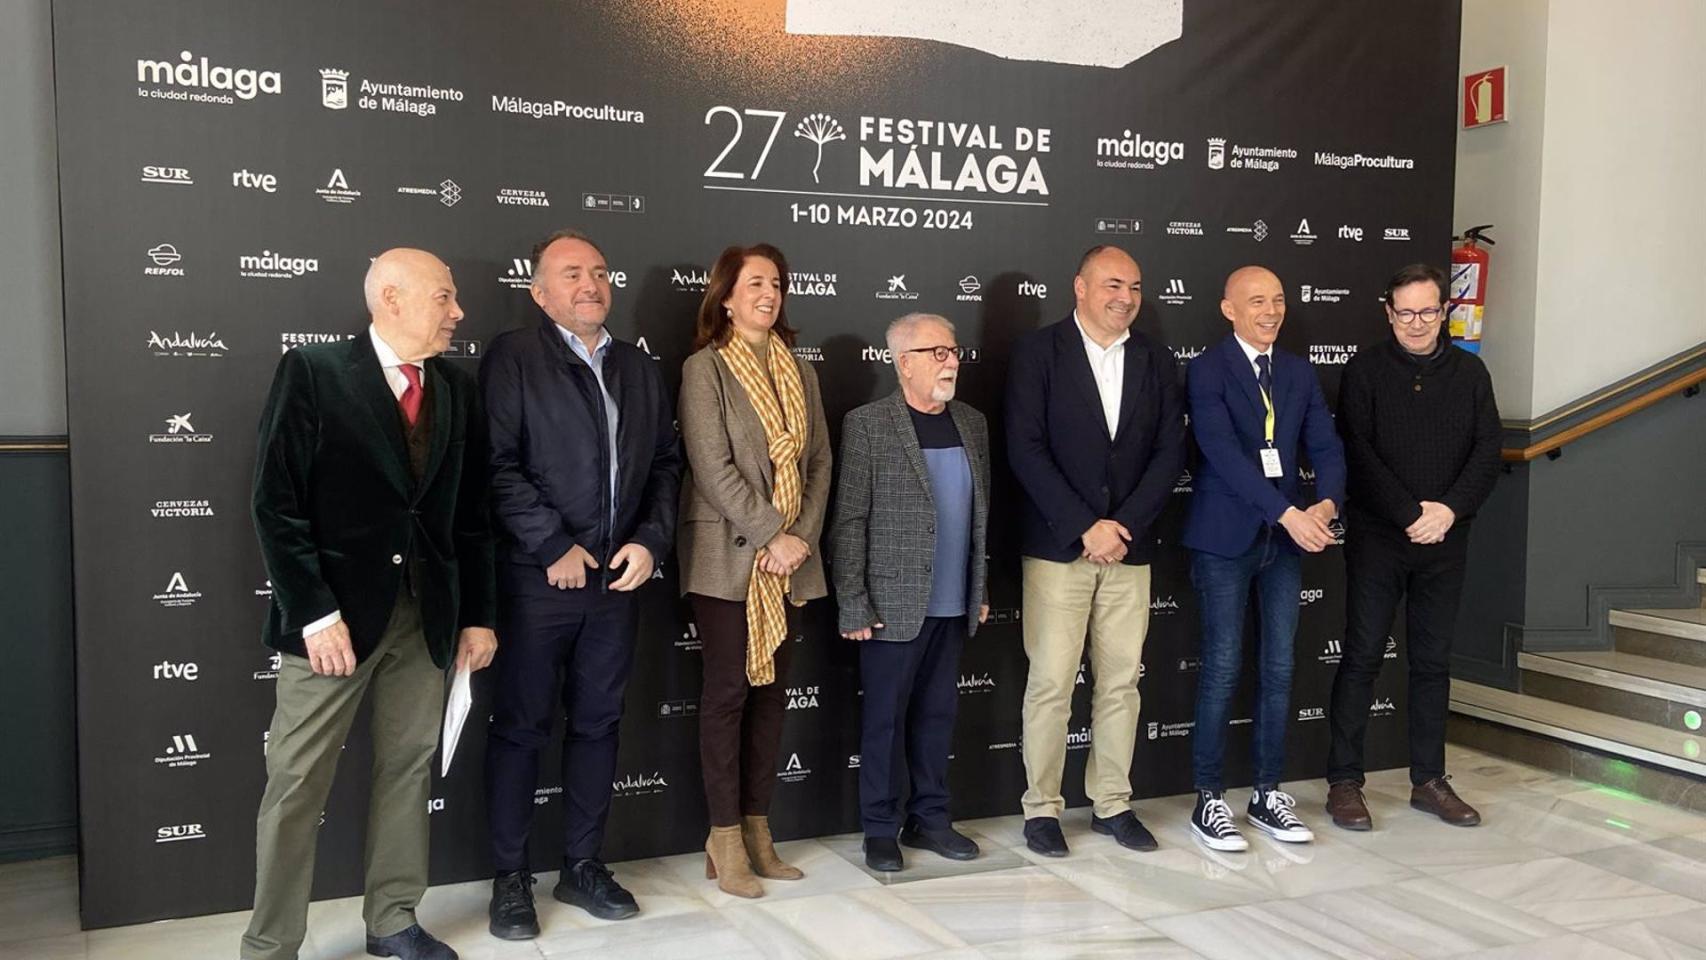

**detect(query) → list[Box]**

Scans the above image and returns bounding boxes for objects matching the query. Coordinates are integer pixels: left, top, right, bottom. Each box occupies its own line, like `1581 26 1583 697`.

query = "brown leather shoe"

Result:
1411 776 1481 826
1326 781 1373 831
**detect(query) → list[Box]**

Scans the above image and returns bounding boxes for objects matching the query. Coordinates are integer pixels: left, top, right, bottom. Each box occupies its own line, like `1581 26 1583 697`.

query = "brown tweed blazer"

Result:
676 345 832 603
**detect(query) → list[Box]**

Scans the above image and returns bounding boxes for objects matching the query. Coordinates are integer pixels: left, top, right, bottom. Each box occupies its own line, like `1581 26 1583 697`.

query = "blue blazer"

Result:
1005 315 1186 565
1182 334 1346 558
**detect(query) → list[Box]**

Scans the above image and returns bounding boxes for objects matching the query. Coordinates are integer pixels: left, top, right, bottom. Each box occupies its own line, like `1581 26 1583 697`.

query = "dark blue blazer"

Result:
1005 315 1187 565
1182 334 1346 558
480 318 683 583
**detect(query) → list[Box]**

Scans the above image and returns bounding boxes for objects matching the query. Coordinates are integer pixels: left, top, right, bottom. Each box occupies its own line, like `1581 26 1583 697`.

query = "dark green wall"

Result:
0 450 76 861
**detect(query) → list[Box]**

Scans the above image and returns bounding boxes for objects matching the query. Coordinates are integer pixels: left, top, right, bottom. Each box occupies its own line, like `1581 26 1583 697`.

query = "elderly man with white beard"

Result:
830 313 991 873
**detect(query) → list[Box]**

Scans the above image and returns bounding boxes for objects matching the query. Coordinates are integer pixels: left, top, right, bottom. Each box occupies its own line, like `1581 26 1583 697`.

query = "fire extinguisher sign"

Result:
1463 67 1507 128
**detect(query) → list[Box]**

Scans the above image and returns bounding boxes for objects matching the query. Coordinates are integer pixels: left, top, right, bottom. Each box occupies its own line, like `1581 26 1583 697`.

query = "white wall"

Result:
1456 0 1551 420
0 0 66 435
1528 0 1706 416
1457 0 1706 421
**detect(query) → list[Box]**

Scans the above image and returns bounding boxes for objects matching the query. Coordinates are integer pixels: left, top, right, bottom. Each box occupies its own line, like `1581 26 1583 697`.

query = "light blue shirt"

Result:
558 325 619 531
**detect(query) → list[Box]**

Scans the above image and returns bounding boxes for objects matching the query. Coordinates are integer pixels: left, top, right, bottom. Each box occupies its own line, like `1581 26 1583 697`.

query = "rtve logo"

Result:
152 659 199 681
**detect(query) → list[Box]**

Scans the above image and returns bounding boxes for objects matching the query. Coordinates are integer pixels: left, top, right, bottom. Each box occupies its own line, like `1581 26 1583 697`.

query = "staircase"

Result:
1448 568 1706 809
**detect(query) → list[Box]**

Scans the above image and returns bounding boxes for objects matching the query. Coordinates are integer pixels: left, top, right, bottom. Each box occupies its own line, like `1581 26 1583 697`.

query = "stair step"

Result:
1519 650 1706 710
1609 608 1706 643
1449 680 1706 778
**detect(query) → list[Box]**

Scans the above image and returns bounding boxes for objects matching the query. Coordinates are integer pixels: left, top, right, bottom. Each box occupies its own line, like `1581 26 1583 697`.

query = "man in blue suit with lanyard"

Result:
1182 265 1345 852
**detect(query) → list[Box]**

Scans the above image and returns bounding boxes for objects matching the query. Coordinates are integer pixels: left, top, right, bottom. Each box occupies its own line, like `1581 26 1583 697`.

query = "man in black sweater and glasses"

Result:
1324 262 1502 832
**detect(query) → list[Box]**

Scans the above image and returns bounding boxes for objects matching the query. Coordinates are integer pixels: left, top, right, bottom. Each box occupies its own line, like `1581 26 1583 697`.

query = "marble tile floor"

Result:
4 747 1703 960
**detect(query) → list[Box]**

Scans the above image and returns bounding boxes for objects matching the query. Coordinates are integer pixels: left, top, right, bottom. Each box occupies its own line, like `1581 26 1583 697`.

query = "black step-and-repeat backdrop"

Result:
55 0 1461 928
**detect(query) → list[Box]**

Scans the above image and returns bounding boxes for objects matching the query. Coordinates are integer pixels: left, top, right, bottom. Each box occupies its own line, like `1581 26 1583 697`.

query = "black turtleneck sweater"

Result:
1336 336 1502 541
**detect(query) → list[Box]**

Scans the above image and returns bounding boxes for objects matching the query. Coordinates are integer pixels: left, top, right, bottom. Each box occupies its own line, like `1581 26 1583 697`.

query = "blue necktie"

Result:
1255 354 1272 395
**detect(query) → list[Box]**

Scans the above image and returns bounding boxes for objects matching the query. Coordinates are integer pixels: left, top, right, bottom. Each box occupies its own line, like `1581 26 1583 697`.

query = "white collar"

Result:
1233 333 1272 366
1073 310 1130 354
368 324 421 372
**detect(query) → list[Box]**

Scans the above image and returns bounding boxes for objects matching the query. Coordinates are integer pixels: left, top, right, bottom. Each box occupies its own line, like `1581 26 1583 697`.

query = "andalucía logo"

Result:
611 772 668 796
147 330 228 358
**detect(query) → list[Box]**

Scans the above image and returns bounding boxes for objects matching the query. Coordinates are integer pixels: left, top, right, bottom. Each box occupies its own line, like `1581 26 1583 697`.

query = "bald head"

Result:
1222 265 1279 301
365 248 447 316
365 248 463 361
1220 265 1286 350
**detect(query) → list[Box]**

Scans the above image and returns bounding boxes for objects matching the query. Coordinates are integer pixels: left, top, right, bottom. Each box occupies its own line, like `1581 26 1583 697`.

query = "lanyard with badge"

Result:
1257 372 1283 479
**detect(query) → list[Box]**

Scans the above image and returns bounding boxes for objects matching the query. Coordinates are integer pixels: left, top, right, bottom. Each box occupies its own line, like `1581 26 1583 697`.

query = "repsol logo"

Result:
136 51 281 100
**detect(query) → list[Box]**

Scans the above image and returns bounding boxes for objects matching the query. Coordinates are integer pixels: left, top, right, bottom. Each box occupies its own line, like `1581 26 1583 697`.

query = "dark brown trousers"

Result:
690 594 798 827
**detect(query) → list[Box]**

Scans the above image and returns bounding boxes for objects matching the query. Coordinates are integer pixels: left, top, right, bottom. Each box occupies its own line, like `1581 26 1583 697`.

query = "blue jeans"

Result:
1189 531 1301 792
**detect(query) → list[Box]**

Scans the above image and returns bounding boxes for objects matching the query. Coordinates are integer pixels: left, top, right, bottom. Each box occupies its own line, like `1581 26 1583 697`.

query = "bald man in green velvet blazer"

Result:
242 249 497 960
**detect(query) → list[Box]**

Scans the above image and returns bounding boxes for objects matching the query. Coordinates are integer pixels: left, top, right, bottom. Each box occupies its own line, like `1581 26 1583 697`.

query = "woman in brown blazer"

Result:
678 243 831 898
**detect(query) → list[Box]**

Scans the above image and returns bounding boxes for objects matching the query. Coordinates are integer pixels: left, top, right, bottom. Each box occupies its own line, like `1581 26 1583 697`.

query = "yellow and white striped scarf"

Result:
716 332 808 685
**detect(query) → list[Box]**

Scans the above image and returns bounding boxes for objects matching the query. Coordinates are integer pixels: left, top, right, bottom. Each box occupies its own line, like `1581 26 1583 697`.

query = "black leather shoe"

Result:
1091 810 1159 852
863 835 904 872
1023 817 1069 857
899 820 980 861
488 869 539 940
365 923 458 960
553 858 639 921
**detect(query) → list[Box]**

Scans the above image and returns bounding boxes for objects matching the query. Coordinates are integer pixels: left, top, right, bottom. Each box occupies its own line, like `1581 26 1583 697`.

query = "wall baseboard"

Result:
0 822 76 863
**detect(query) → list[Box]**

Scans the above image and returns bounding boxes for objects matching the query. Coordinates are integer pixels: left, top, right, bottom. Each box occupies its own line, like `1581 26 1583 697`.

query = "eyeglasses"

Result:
902 345 961 362
1389 306 1445 326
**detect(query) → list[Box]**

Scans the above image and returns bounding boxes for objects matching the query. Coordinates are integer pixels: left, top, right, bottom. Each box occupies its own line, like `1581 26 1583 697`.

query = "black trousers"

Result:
486 562 639 870
1327 527 1468 787
859 615 966 837
691 594 798 828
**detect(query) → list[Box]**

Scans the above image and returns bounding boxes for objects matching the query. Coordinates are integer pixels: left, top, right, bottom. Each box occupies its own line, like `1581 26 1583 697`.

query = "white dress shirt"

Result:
1232 333 1273 384
1074 311 1129 437
301 326 425 639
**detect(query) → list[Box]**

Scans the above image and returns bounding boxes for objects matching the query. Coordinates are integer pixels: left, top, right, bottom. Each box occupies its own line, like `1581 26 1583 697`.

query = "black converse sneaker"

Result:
1246 787 1315 843
1190 791 1249 852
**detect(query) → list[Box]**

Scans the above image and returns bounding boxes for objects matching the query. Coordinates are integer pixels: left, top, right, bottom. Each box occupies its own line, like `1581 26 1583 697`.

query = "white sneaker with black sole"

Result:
1190 791 1249 852
1246 787 1314 843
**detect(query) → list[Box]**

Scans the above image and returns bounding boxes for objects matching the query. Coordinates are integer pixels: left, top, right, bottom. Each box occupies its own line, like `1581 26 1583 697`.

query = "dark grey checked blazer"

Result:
829 390 990 642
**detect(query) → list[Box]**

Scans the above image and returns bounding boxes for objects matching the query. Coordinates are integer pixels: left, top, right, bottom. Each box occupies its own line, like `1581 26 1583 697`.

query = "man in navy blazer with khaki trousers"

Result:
1006 246 1186 857
1182 265 1345 853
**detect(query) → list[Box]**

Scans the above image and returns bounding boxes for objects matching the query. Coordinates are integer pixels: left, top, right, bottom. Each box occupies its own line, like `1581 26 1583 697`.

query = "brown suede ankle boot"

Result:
705 825 763 898
742 815 804 880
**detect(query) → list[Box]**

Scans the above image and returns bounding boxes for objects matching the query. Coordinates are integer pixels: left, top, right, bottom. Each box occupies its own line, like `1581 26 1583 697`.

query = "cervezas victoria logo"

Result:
136 50 281 105
151 499 213 519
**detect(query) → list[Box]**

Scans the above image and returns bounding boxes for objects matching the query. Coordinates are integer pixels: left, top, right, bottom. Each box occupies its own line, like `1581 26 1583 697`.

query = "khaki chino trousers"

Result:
1020 557 1151 820
241 594 443 960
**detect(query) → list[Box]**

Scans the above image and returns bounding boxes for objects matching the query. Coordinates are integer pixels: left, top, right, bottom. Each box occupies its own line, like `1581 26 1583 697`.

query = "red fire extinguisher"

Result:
1448 225 1494 354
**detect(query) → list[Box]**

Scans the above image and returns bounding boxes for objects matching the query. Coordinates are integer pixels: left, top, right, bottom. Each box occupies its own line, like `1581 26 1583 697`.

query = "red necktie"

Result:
399 364 423 428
